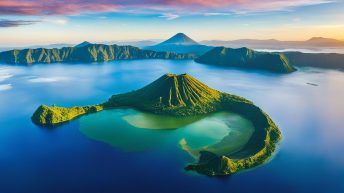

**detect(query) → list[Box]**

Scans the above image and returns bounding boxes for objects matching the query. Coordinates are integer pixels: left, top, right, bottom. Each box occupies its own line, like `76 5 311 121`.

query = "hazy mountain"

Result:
0 43 195 65
102 40 160 48
303 37 344 47
157 33 199 45
145 33 213 56
195 47 296 73
0 43 73 52
201 37 344 50
75 41 91 48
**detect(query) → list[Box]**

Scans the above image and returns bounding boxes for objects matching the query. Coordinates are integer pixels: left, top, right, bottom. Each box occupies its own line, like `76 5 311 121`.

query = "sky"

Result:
0 0 344 46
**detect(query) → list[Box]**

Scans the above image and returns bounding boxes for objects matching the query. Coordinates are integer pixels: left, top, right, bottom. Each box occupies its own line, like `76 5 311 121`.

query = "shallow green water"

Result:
79 109 254 157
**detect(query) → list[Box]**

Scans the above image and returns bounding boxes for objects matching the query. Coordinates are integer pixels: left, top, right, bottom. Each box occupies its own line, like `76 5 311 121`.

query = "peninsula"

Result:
31 73 281 176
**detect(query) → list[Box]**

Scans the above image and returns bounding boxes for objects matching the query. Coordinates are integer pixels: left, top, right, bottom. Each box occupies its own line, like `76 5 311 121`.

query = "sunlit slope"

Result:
105 73 222 115
32 105 103 126
195 47 296 73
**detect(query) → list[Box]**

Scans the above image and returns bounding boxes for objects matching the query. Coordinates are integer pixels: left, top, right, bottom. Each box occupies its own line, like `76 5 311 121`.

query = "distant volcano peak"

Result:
158 33 199 46
75 41 91 47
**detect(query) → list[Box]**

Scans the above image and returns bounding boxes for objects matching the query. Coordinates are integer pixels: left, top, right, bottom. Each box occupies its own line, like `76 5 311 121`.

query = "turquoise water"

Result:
0 59 344 193
79 109 253 156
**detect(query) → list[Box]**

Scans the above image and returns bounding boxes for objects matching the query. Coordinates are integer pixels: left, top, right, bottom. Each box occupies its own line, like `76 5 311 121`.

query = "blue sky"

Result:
0 0 343 46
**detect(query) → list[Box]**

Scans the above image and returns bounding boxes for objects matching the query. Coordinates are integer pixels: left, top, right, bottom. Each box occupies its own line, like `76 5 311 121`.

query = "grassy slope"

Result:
195 47 296 73
185 93 281 175
31 73 281 175
31 105 103 127
104 73 222 115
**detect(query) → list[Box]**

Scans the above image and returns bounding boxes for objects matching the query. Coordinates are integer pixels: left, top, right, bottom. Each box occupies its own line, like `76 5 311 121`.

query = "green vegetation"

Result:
104 73 222 115
32 73 281 176
31 105 103 127
185 93 281 175
195 47 296 73
0 44 195 65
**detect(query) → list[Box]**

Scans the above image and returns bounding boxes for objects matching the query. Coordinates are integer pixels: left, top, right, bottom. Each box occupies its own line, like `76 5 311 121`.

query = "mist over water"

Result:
256 48 344 54
0 60 343 193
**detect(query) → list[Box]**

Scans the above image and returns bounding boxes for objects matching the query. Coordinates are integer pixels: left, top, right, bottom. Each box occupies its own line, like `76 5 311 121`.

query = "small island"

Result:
32 73 281 176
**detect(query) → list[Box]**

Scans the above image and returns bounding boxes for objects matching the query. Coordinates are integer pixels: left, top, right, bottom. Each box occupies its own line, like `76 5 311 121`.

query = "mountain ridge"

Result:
201 37 344 49
195 46 296 73
0 43 195 65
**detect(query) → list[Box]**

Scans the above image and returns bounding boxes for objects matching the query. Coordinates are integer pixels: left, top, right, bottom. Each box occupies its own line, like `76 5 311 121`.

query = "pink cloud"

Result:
0 0 119 15
156 0 332 12
161 0 238 7
0 0 332 16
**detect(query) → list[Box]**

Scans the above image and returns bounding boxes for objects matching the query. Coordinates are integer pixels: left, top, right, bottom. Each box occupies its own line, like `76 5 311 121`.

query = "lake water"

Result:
0 59 344 193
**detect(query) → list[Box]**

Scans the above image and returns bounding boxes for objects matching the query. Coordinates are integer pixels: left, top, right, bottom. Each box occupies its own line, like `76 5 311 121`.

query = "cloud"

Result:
155 0 332 11
204 12 231 16
238 0 333 12
0 73 13 81
0 84 12 91
28 76 69 83
0 19 38 27
128 0 333 14
159 13 179 20
0 0 334 17
0 0 119 16
52 19 67 25
43 18 68 25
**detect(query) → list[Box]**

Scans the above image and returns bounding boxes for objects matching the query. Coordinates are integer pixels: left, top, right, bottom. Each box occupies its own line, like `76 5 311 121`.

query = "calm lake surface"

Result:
0 59 343 193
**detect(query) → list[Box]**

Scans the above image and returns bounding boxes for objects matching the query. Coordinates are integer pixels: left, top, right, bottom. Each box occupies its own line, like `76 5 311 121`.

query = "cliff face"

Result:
195 47 296 73
0 44 195 65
